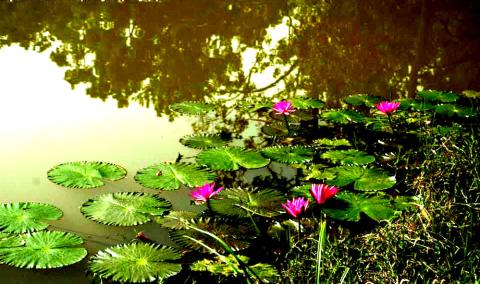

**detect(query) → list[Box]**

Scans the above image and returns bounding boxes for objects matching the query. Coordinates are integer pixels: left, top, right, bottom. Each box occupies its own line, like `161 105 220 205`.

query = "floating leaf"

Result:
434 104 476 117
462 90 480 99
47 161 126 189
89 243 182 283
0 231 87 269
135 162 215 190
261 124 289 137
291 97 325 109
291 184 315 202
180 134 230 149
313 138 351 148
398 99 434 111
321 149 375 165
191 254 279 281
322 109 365 124
0 203 62 234
196 147 270 171
343 94 379 107
210 188 283 218
324 192 400 222
169 101 215 115
418 90 459 102
156 211 199 229
238 99 273 112
261 146 314 164
169 218 255 253
80 192 171 226
310 166 396 191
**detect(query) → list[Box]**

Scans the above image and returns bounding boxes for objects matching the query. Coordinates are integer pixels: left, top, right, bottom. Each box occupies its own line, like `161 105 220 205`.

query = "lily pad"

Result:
261 146 315 164
462 90 480 99
180 134 230 149
434 104 476 117
343 94 379 107
0 203 62 234
209 188 283 218
321 149 375 165
321 109 365 124
135 162 216 190
418 90 459 102
0 231 87 269
156 211 199 229
324 192 400 222
89 243 182 283
80 192 171 226
191 254 279 281
169 101 215 115
47 161 127 189
313 138 351 148
196 147 270 171
291 97 325 109
398 99 434 111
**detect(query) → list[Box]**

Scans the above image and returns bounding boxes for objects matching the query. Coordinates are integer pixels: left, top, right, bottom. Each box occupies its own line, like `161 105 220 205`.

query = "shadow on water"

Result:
0 0 479 283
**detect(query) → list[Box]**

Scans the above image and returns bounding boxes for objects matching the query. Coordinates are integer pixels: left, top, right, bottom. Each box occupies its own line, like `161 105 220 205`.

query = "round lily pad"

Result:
196 147 270 171
179 134 230 149
261 146 314 164
343 94 379 107
47 161 127 189
0 203 62 234
89 243 182 283
321 149 375 165
418 90 459 102
321 110 366 124
291 97 325 109
169 101 215 115
135 162 216 190
80 192 172 226
0 231 87 269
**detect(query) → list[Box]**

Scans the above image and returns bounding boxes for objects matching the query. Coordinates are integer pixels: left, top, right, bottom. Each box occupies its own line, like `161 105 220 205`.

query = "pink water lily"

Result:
282 197 309 218
273 100 295 115
189 182 223 205
310 184 339 205
375 101 401 115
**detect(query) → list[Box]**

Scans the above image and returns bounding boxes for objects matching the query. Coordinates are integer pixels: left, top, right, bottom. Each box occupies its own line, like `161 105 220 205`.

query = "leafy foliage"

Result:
210 188 283 218
418 90 459 102
323 192 400 222
196 147 270 171
0 231 87 269
321 109 366 124
169 101 215 115
308 166 396 191
89 243 182 283
179 134 230 149
190 254 279 282
321 149 375 165
434 104 476 117
80 192 171 226
0 203 62 233
313 138 351 148
398 98 434 111
47 161 126 189
261 146 315 164
291 97 325 109
135 162 215 190
156 211 199 229
343 94 379 107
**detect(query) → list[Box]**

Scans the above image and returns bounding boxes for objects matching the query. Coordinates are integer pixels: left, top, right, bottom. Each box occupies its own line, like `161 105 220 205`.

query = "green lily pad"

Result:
434 104 476 117
311 166 396 191
0 203 62 234
191 254 279 281
462 90 480 99
418 90 459 102
179 134 230 149
169 101 215 115
47 161 127 189
321 110 366 124
89 243 182 283
313 138 351 148
155 211 199 229
261 146 314 164
398 99 434 111
343 94 379 107
321 149 375 165
291 97 325 109
324 192 400 222
261 124 289 137
210 188 284 218
135 162 216 190
196 147 270 171
80 192 171 226
0 231 87 269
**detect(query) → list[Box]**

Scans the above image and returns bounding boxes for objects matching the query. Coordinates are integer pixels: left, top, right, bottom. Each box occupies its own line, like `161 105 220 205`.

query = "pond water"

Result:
0 0 479 283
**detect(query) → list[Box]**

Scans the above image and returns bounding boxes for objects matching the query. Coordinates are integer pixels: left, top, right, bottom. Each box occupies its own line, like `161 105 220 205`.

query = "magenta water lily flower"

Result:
375 101 401 115
189 182 224 205
310 184 339 205
273 100 295 115
282 197 309 218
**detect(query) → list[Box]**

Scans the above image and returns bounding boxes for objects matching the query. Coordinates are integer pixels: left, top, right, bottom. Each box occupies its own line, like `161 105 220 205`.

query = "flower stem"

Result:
316 218 327 284
206 199 213 214
283 114 291 135
387 113 395 134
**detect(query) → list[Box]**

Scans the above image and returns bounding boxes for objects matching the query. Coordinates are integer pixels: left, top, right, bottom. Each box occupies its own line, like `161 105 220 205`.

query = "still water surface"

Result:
1 0 479 283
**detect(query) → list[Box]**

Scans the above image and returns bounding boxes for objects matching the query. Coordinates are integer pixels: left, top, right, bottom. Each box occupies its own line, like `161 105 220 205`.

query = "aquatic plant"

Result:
273 100 295 115
281 197 309 218
375 101 401 115
189 182 223 205
310 184 339 205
